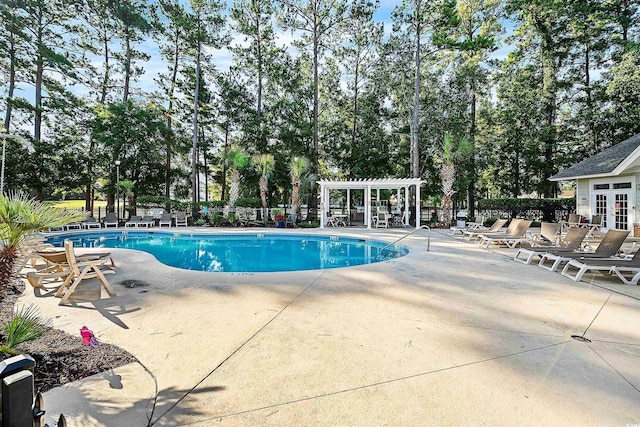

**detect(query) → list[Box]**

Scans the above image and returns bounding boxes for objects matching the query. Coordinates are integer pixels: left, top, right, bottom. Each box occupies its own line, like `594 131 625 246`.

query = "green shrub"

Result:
194 218 207 226
3 305 50 348
211 214 224 226
477 198 575 212
235 197 262 208
227 213 238 226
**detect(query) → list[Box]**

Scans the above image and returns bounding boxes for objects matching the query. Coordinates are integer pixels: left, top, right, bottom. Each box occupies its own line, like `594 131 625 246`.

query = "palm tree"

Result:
252 154 275 215
437 134 472 225
118 179 137 219
227 147 249 208
0 193 85 290
290 156 310 214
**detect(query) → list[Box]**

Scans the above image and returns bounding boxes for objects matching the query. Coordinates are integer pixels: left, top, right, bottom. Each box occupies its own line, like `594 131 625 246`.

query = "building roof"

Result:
316 178 423 189
550 134 640 181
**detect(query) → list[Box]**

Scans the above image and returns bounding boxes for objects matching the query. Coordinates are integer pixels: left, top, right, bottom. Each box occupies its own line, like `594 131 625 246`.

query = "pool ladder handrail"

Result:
377 225 431 259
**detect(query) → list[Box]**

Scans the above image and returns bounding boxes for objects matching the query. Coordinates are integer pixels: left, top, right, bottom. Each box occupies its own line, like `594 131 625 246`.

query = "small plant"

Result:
3 305 51 348
227 213 238 226
211 214 224 226
194 218 207 226
274 213 286 222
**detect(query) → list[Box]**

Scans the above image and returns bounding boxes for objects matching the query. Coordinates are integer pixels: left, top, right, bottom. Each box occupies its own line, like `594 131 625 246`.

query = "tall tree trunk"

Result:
255 1 263 120
468 86 476 217
191 18 201 205
350 48 361 153
165 37 180 199
100 30 110 104
409 9 421 220
584 42 597 153
123 23 131 103
4 34 16 131
34 12 43 144
221 126 229 201
541 33 558 202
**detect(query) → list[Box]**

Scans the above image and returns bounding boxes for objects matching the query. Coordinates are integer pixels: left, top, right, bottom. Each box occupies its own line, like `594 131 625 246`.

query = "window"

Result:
613 182 632 189
593 184 610 190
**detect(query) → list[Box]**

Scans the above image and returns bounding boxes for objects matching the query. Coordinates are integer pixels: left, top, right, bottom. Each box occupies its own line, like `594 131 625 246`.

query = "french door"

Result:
591 179 634 233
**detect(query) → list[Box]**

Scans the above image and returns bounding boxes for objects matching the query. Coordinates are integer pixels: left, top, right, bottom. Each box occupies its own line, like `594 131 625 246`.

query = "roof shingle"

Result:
551 134 640 180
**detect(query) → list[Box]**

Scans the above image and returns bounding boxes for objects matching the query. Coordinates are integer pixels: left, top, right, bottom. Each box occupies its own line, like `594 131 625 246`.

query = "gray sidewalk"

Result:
18 227 640 426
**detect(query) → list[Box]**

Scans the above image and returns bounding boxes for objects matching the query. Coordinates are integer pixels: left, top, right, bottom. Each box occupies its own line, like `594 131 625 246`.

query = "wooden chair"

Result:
56 240 117 305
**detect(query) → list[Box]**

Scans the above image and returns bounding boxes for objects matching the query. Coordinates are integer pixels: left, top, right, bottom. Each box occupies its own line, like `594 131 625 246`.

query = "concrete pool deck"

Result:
18 227 640 426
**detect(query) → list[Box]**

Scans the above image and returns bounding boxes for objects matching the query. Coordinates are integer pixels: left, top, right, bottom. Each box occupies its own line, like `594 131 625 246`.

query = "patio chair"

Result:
513 226 589 265
561 248 640 283
479 220 533 248
125 215 141 227
102 212 118 228
375 212 390 229
538 229 630 272
137 215 155 227
158 213 172 227
463 219 507 241
56 239 117 305
175 211 188 227
82 216 101 229
286 213 298 228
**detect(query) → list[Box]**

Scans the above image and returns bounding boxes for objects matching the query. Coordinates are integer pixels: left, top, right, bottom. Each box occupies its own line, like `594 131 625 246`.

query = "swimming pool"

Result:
46 232 407 273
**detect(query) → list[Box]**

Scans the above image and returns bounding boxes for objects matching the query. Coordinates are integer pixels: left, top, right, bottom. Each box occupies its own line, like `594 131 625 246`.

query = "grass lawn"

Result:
44 200 107 210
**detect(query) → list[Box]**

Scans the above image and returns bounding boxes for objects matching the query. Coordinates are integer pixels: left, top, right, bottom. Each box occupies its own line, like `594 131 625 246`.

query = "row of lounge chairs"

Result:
50 212 190 230
452 218 640 285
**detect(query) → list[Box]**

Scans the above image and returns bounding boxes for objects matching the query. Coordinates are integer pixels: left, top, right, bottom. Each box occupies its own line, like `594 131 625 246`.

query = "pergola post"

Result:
320 183 326 228
366 185 372 229
347 188 351 223
415 184 421 229
404 186 409 226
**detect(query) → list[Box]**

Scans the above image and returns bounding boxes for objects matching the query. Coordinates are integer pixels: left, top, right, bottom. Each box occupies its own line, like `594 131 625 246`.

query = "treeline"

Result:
0 0 639 214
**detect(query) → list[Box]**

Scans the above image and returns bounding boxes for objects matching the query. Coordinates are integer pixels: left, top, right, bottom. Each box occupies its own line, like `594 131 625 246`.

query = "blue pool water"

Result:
46 232 407 273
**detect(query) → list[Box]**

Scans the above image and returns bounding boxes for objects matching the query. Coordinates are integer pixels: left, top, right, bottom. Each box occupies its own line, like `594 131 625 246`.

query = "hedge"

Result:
477 198 576 212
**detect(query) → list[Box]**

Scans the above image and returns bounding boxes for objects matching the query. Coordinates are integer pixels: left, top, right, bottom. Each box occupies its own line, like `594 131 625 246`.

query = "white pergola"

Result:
317 178 424 229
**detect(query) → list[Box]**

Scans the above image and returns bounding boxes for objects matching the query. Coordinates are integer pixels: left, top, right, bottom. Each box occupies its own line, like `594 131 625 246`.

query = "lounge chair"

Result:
102 212 118 228
529 222 561 246
158 213 172 227
125 216 141 227
472 218 522 244
463 219 507 241
479 220 532 248
448 215 485 236
82 216 101 229
514 226 589 264
25 250 70 288
27 248 114 289
65 222 82 231
538 229 630 272
56 239 117 305
137 215 155 227
561 248 640 283
585 214 604 238
175 211 188 227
